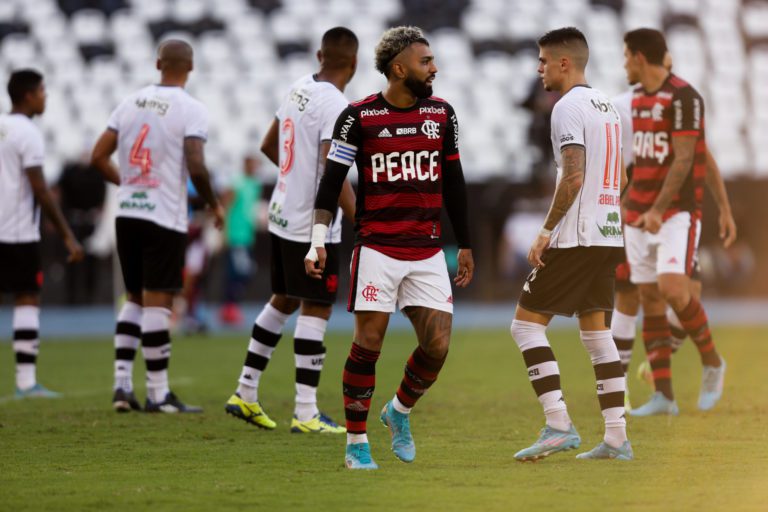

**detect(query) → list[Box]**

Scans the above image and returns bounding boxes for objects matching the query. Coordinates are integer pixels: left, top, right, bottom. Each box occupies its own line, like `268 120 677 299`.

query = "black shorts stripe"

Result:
522 346 556 368
146 359 169 371
251 324 281 347
594 361 624 381
531 374 561 397
296 368 321 387
15 353 37 364
13 329 39 341
115 348 137 360
347 246 361 312
142 331 170 348
116 321 141 338
294 338 326 355
598 391 626 410
244 352 270 371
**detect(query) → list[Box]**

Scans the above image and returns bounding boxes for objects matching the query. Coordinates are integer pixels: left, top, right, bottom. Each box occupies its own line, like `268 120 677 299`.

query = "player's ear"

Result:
156 59 162 71
316 49 323 64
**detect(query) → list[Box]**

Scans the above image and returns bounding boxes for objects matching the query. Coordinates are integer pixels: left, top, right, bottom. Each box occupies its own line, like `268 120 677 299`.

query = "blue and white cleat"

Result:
345 443 378 470
576 441 634 460
514 424 581 461
15 383 62 399
698 359 726 411
380 400 415 463
630 391 679 416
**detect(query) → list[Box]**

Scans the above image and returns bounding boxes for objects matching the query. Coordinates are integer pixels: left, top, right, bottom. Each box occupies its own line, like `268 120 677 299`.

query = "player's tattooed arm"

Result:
404 306 452 356
652 134 696 214
543 145 586 231
312 208 334 227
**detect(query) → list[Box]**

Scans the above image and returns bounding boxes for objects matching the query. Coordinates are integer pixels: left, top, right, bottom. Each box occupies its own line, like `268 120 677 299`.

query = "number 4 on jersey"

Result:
130 124 152 175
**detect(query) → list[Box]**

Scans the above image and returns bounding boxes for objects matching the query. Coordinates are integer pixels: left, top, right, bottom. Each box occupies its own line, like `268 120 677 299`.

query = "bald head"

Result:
157 39 194 74
538 27 589 71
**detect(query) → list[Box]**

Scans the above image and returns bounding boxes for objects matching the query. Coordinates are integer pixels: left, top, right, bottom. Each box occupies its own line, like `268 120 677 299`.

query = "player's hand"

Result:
454 248 474 288
304 246 327 279
210 203 226 230
719 210 737 248
631 208 662 234
65 237 85 263
527 233 550 268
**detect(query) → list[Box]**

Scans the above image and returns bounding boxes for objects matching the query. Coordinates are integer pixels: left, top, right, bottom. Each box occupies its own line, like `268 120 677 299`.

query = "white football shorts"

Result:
347 246 453 314
624 211 701 284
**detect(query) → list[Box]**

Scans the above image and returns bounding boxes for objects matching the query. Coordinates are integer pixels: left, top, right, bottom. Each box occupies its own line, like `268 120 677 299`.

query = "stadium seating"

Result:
0 0 763 181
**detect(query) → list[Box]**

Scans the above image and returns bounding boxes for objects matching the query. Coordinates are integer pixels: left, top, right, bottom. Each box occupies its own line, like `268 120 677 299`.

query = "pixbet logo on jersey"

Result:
371 150 440 183
360 107 389 117
419 106 446 115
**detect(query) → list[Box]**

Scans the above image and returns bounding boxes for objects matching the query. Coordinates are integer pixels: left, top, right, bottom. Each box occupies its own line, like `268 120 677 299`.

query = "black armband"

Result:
314 159 350 212
442 158 471 248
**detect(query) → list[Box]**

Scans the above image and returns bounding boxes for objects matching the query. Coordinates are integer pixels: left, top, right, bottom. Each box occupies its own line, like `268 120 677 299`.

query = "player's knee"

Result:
421 337 450 359
657 281 689 312
510 319 548 351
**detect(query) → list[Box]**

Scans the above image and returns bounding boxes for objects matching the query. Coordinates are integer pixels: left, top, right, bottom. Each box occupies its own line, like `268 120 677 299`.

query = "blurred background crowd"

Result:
1 0 765 331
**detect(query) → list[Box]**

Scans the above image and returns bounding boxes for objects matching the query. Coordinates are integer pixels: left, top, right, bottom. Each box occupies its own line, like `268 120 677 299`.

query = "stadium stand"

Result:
0 0 763 182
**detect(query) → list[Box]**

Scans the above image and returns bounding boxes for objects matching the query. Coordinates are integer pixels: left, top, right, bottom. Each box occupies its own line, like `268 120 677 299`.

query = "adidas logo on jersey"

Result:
378 128 392 138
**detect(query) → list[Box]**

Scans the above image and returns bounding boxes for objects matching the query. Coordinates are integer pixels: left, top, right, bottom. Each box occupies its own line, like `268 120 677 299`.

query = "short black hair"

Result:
8 69 43 105
624 28 667 66
538 26 588 51
321 26 358 49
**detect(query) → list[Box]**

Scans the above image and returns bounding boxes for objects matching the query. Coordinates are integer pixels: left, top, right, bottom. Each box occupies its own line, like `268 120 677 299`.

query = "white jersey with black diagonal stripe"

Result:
267 74 348 244
107 85 209 234
549 85 624 248
0 114 45 243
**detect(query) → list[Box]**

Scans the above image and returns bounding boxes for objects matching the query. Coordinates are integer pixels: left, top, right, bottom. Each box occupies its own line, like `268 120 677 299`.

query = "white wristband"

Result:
310 223 328 248
539 227 552 237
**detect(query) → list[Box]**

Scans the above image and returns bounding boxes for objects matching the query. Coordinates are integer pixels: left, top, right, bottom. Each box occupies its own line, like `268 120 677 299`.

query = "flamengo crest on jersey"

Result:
328 93 461 261
268 74 348 244
108 85 209 233
548 86 624 249
0 114 45 243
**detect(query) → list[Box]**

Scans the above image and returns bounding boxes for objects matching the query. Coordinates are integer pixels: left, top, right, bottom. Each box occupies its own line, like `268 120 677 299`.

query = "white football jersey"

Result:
549 85 623 248
612 88 634 167
267 74 348 244
107 85 209 233
0 114 45 243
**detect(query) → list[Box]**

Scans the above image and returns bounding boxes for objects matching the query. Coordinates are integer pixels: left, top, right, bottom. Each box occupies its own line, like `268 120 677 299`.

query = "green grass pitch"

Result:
1 324 767 511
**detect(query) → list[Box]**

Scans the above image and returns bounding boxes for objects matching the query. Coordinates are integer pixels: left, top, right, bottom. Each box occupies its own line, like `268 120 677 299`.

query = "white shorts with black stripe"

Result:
347 246 453 314
624 211 701 284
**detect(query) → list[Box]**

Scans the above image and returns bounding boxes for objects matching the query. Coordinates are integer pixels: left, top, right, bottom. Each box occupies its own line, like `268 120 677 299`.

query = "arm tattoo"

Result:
652 135 696 213
543 146 585 231
403 307 452 353
312 208 334 226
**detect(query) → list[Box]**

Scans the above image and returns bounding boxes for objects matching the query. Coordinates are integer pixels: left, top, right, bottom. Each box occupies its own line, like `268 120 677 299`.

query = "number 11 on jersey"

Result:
603 122 620 190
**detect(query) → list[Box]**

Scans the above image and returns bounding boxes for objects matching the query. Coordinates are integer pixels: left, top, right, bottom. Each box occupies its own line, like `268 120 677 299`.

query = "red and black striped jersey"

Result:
326 92 460 260
624 74 706 224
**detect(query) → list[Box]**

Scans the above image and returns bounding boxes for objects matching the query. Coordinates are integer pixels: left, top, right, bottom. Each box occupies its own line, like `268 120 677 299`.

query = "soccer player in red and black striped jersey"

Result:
622 28 726 416
303 26 474 470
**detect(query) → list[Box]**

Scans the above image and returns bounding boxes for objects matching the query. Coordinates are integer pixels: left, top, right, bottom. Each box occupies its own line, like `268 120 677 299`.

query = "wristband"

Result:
310 223 328 247
539 227 552 237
